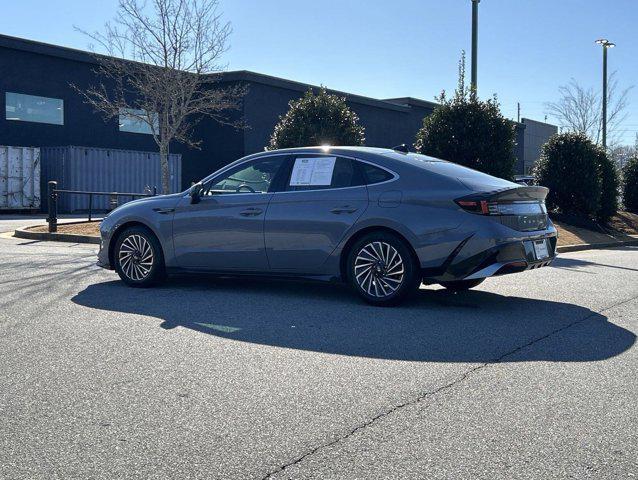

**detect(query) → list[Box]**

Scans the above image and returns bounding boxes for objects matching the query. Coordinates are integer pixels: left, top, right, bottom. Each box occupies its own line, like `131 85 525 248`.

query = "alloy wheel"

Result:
118 234 154 281
354 241 405 298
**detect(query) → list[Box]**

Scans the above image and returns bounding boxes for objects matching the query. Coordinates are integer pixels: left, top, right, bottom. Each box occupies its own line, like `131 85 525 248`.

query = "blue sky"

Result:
1 0 636 144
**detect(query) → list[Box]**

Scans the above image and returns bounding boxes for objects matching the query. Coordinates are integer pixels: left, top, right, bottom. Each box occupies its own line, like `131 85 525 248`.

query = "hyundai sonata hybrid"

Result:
97 146 557 305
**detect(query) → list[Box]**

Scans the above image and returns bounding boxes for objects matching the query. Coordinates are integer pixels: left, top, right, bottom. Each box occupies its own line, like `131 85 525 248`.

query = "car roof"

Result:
247 146 447 170
219 146 515 191
260 147 517 189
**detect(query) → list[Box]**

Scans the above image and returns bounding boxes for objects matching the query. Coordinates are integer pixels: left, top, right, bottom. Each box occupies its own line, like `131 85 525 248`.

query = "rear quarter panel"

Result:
326 163 476 273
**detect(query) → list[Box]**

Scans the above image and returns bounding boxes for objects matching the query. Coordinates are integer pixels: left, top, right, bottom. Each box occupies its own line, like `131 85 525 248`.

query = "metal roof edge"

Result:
0 33 102 64
216 71 414 112
521 117 559 129
383 97 439 109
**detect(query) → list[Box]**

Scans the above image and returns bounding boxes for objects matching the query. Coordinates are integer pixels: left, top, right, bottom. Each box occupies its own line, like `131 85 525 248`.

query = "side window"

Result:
286 156 365 191
362 163 394 184
204 156 286 195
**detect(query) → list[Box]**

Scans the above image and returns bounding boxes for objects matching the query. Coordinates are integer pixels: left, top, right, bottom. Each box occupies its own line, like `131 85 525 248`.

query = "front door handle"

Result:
153 207 175 214
330 205 358 214
239 207 263 216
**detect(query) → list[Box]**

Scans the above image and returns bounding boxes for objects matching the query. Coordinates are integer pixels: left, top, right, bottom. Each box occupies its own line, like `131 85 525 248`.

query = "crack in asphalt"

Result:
261 293 638 479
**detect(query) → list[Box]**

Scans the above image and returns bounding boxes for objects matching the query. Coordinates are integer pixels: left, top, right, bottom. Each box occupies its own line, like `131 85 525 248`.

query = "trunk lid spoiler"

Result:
460 186 549 203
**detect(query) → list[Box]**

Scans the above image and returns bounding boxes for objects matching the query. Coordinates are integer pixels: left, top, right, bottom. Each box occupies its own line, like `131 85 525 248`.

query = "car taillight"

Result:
455 200 492 215
455 199 547 217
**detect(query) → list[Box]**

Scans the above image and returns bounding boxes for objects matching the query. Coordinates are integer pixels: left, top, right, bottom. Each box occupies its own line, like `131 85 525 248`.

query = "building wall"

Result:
521 118 558 174
241 83 434 156
0 39 434 190
352 102 433 150
0 41 245 190
514 124 526 175
0 35 557 191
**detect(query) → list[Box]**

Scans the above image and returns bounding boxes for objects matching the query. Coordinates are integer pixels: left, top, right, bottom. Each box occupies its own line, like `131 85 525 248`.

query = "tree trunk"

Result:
159 144 170 194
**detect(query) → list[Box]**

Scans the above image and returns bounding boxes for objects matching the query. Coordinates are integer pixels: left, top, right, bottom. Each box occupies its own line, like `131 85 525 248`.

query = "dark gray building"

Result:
0 33 554 193
519 118 558 174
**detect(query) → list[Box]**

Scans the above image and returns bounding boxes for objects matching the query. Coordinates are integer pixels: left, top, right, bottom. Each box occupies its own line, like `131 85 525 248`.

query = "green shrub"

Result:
623 154 638 213
596 150 619 222
414 54 516 179
533 133 602 218
268 87 365 149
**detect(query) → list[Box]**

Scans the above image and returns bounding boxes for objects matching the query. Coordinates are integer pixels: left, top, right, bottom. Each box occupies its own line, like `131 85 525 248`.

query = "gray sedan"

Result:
97 146 557 305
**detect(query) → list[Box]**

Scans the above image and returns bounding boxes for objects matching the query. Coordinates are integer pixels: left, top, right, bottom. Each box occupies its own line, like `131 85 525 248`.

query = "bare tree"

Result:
610 133 638 171
73 0 245 193
545 72 632 149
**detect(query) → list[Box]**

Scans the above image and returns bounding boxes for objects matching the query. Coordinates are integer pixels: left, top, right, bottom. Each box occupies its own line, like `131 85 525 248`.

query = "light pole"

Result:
471 0 480 92
595 38 615 149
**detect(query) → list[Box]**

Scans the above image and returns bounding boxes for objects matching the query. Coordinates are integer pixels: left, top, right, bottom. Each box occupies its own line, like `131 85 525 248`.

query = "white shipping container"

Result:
0 146 41 210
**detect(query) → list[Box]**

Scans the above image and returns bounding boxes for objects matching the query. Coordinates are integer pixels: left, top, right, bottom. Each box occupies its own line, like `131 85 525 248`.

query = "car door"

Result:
264 154 369 272
172 155 288 271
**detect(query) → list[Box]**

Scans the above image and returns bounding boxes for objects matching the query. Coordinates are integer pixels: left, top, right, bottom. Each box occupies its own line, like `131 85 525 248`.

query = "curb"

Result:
557 237 638 253
14 226 100 245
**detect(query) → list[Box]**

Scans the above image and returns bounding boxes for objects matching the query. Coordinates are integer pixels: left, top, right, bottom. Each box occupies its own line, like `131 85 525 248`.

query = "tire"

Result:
439 278 485 292
113 226 165 287
347 231 420 306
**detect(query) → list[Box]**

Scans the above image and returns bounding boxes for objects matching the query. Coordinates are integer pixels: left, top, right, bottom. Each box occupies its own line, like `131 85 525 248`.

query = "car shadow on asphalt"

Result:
551 248 638 274
71 276 636 363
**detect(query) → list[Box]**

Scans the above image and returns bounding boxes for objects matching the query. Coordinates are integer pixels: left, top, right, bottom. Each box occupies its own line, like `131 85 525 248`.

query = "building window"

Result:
119 108 157 135
5 92 64 125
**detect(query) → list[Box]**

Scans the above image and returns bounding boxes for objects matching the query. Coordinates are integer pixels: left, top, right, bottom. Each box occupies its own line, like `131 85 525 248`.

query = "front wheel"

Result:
114 226 165 287
438 278 485 292
347 232 420 306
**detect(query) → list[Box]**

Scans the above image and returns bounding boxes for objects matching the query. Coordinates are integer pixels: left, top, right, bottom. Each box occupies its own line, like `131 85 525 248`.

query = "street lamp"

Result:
595 38 615 149
471 0 480 92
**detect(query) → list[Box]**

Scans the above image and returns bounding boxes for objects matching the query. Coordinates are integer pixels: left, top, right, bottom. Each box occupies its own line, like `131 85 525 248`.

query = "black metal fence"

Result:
46 180 156 233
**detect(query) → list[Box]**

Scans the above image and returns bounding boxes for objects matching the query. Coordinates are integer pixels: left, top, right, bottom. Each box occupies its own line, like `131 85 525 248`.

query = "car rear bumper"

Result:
422 234 557 283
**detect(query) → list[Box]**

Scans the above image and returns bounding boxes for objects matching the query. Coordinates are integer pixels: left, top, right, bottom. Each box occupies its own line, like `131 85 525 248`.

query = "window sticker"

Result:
289 157 336 186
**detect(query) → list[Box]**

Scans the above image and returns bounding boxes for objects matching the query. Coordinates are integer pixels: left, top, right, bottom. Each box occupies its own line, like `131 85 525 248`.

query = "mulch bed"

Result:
607 211 638 235
29 222 101 236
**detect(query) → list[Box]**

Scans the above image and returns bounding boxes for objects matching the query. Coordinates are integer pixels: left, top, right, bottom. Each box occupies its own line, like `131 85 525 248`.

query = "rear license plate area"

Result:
533 239 549 260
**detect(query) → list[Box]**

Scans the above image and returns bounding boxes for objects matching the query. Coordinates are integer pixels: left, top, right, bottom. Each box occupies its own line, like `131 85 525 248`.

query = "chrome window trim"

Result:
277 154 399 195
195 192 273 200
188 152 400 198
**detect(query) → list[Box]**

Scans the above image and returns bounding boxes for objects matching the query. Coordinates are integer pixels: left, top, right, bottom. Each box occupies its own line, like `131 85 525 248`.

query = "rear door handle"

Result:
330 205 358 214
239 207 263 216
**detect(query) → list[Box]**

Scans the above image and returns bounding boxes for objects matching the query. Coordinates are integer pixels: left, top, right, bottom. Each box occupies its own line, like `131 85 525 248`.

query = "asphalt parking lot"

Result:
0 226 636 479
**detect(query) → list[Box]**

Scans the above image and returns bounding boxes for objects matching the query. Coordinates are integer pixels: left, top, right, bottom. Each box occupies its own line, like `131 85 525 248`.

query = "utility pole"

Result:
517 102 520 123
595 38 615 149
471 0 480 93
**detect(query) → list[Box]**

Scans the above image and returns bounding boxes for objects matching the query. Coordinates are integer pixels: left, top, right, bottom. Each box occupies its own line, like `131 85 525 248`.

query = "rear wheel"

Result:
114 226 165 287
439 278 485 292
347 232 420 306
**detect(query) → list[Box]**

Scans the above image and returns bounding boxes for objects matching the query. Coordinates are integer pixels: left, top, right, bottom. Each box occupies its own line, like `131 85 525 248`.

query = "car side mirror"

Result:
190 182 203 204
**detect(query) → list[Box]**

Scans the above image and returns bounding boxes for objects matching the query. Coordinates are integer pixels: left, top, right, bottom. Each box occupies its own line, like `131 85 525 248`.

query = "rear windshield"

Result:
381 151 445 165
382 151 517 189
